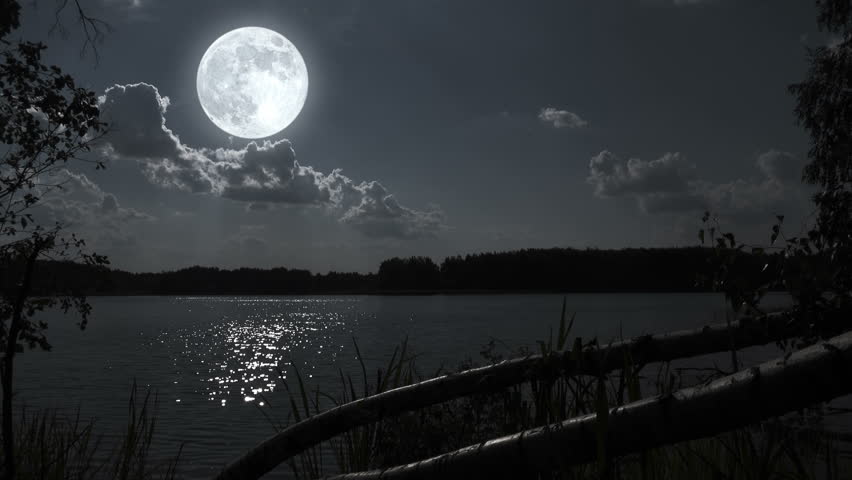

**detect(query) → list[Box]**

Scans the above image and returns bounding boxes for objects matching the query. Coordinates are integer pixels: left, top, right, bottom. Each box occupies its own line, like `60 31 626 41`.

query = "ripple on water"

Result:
151 297 362 407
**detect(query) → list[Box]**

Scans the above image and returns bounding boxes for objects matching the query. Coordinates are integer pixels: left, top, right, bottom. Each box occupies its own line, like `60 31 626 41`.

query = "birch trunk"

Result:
214 311 807 480
325 329 852 480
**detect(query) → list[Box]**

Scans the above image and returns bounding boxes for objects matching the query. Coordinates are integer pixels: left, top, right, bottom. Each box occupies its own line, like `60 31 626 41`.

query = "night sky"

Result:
16 0 827 273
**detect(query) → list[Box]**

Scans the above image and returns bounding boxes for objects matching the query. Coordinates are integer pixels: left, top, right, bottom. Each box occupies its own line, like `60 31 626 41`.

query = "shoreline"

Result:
83 289 744 297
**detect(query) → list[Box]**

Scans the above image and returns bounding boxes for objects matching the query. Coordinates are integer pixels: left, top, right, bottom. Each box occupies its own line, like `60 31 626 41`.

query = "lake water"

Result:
14 293 819 478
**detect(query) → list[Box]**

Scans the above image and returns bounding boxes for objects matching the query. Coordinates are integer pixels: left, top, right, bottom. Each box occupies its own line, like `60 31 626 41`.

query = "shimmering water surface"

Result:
17 294 802 478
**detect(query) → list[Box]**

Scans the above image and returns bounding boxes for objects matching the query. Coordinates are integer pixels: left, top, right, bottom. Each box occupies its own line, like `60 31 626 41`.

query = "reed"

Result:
4 381 182 480
268 301 850 479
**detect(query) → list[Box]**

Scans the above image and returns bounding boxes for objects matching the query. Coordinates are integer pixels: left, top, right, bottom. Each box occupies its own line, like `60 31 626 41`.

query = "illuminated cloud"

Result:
537 107 588 129
587 151 694 197
98 83 445 239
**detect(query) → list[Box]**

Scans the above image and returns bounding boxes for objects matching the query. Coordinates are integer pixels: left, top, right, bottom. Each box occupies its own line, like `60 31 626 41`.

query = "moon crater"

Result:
197 27 308 139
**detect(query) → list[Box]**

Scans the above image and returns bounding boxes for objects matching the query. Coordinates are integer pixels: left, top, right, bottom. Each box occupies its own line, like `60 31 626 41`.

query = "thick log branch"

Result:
214 311 804 480
325 329 852 480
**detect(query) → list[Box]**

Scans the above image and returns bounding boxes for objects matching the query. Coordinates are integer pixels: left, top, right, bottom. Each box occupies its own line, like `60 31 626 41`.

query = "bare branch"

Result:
48 0 112 62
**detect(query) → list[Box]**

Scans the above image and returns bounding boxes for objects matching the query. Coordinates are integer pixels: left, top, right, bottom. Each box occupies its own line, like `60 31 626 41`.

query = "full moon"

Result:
197 27 308 139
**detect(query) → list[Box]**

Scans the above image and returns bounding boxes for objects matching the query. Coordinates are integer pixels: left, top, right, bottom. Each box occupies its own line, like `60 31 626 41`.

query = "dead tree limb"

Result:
214 311 806 480
325 329 852 480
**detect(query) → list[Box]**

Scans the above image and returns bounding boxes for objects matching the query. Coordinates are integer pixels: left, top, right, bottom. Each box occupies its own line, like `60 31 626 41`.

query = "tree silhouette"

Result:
20 247 747 295
0 2 109 476
789 0 852 312
378 257 441 291
699 0 852 346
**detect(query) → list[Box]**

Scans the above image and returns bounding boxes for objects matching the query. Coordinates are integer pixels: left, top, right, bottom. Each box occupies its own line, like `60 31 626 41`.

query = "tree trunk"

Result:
1 244 41 480
324 329 852 480
214 310 806 480
0 357 12 480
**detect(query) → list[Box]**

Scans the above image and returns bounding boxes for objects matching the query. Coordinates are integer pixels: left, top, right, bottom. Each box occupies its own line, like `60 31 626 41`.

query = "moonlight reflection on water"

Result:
152 297 356 407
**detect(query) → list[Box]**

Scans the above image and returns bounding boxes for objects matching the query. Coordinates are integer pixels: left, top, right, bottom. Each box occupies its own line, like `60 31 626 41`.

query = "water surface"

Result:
17 293 805 478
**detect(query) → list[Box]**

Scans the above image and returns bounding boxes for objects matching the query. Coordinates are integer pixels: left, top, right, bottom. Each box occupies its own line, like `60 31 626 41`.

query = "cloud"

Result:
102 0 144 8
98 83 444 239
35 169 154 248
587 150 694 197
538 107 588 129
99 0 155 21
246 202 271 212
587 150 809 217
756 150 804 183
337 181 446 239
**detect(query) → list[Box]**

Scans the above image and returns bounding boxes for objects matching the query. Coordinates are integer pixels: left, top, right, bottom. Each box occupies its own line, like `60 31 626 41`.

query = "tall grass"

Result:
5 381 182 480
269 301 851 479
261 338 422 478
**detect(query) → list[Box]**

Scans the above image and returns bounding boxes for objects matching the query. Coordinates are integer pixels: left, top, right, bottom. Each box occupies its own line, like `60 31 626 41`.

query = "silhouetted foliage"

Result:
0 0 19 39
16 247 776 296
0 2 109 476
700 0 852 346
378 257 440 291
439 247 721 293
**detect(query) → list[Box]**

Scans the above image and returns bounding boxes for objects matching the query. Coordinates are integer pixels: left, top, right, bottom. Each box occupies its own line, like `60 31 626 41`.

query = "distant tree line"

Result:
6 263 377 295
1 247 780 296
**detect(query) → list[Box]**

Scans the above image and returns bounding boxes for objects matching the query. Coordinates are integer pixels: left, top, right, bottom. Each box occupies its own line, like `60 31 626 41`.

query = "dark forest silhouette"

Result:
8 246 776 295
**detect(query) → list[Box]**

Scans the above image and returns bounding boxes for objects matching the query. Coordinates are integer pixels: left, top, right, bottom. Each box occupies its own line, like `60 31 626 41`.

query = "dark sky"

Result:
16 0 827 273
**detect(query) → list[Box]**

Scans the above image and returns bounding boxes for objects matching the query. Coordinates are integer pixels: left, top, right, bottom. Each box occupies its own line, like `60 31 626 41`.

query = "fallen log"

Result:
325 329 852 480
214 311 803 480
